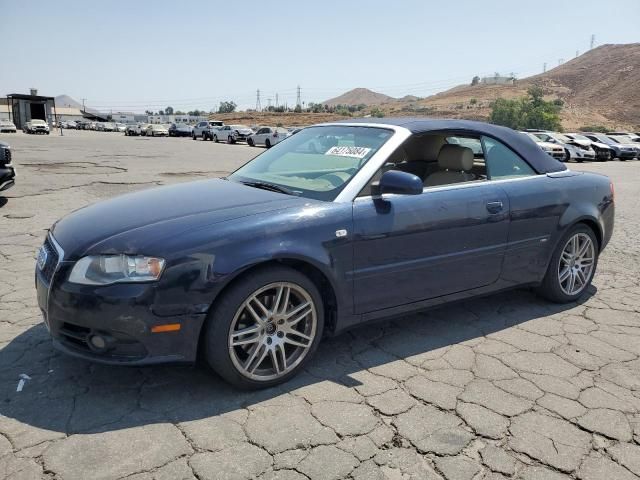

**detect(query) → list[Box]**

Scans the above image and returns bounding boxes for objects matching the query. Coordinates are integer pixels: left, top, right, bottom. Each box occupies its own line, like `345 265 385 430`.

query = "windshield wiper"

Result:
238 180 296 196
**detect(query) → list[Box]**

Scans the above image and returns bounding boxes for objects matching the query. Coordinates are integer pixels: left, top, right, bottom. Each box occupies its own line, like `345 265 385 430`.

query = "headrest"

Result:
437 144 474 171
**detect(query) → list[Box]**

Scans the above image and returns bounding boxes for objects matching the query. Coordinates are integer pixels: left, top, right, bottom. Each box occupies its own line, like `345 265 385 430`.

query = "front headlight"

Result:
68 255 165 285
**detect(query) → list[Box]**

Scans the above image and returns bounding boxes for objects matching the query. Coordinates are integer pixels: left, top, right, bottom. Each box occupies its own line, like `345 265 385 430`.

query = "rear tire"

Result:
204 266 324 389
536 224 598 303
227 135 234 144
248 138 254 147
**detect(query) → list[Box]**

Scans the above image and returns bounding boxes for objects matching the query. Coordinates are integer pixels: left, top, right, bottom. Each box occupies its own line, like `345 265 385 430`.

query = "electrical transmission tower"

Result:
590 34 595 50
275 93 279 109
543 62 547 73
296 85 301 108
255 89 262 111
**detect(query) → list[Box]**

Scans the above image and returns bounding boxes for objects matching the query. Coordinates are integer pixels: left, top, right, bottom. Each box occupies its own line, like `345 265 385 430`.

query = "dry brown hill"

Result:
323 88 396 106
380 43 640 130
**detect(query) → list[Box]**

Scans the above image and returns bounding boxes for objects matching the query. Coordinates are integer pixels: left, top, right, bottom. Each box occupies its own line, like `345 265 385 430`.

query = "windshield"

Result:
610 135 632 143
551 133 571 143
523 132 543 143
229 125 394 201
568 134 590 141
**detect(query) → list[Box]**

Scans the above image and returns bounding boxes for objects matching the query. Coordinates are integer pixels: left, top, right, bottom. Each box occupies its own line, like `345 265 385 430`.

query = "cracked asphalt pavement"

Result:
1 130 640 480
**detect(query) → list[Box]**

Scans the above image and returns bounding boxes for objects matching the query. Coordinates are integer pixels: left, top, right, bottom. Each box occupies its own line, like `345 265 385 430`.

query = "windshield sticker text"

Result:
325 146 371 159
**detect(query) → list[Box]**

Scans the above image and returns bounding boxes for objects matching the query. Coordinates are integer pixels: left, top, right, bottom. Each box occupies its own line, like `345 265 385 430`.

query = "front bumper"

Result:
0 165 16 192
35 239 206 365
615 150 637 159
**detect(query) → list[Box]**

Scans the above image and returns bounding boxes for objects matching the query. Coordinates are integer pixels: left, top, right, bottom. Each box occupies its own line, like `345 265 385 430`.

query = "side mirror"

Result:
371 170 423 198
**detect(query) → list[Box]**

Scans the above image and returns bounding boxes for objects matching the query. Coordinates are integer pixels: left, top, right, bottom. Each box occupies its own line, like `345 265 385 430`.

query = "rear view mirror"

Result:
371 170 423 198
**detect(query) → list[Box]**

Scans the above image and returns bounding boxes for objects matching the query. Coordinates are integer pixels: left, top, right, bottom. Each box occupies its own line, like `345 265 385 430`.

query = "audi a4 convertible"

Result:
36 119 614 388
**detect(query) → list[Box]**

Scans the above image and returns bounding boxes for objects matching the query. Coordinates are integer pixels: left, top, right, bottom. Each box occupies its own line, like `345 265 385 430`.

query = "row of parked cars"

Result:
523 130 640 162
124 120 295 147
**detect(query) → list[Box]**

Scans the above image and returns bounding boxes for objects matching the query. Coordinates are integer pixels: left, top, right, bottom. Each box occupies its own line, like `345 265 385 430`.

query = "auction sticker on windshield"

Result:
325 146 371 158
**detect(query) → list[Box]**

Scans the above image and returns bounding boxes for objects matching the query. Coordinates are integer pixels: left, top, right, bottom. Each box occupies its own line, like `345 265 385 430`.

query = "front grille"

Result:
40 236 61 283
0 148 10 166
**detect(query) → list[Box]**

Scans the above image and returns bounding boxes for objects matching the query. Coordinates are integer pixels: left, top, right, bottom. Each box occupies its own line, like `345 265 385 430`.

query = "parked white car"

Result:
192 120 224 140
521 132 565 160
0 120 17 133
145 124 169 137
532 132 595 162
114 123 126 132
247 126 289 148
24 119 50 134
212 125 253 144
565 133 612 161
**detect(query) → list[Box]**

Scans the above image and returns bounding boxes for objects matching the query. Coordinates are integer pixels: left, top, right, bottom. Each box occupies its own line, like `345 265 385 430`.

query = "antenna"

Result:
590 34 595 49
255 89 261 111
296 85 301 108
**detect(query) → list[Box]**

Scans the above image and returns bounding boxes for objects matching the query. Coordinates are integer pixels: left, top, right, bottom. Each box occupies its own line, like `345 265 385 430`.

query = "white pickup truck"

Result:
192 120 224 140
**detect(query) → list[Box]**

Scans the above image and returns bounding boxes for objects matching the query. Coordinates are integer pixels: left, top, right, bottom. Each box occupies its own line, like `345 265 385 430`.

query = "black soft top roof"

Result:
333 117 567 174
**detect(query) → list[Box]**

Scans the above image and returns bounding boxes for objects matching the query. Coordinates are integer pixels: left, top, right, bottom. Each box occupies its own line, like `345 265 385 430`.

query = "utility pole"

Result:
255 89 261 111
590 34 595 50
543 62 547 73
81 98 86 113
296 85 301 108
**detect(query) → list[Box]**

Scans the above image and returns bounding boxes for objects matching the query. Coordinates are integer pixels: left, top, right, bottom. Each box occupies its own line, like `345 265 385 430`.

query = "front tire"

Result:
213 134 218 143
537 224 598 303
265 139 271 148
204 266 324 389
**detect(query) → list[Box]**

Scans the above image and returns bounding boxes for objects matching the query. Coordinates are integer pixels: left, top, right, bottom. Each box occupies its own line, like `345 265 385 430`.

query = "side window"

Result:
482 136 535 179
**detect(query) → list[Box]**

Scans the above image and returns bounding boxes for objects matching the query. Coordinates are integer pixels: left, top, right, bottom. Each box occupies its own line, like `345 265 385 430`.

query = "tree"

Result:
145 110 153 115
471 76 480 86
294 104 302 113
218 101 237 114
370 107 385 118
489 86 562 131
165 106 174 115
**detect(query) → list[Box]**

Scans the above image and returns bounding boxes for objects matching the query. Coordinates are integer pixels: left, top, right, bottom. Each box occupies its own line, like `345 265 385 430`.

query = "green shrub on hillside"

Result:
489 87 562 131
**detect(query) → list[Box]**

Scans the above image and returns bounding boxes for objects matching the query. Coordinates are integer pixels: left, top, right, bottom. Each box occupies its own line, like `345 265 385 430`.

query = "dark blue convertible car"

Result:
36 118 614 388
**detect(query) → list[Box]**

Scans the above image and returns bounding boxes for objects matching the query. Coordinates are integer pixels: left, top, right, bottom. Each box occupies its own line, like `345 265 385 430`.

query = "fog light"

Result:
89 334 107 350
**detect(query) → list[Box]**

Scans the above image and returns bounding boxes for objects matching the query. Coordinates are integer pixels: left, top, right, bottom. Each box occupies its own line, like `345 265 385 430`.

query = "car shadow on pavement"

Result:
0 286 595 439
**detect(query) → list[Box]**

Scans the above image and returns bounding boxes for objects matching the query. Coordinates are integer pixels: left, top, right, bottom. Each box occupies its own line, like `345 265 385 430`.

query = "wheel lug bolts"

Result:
277 331 284 338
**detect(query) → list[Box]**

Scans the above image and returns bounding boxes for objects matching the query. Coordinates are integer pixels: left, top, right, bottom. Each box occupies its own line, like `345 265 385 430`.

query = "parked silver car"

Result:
247 126 289 148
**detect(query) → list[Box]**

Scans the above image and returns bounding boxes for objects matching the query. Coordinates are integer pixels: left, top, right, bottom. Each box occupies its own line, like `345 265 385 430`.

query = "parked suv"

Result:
24 119 50 134
0 141 15 195
583 133 637 160
192 120 224 140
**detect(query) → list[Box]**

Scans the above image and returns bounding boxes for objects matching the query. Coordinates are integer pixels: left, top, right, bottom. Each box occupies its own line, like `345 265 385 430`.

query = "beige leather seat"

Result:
424 144 476 187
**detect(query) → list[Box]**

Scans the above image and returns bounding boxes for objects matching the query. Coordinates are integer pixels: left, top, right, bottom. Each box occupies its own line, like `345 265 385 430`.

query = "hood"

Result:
570 139 591 148
235 128 253 134
590 141 610 149
52 178 307 258
537 141 561 150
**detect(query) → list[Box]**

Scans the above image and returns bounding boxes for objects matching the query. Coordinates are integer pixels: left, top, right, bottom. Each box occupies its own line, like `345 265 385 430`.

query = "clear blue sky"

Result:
2 0 638 112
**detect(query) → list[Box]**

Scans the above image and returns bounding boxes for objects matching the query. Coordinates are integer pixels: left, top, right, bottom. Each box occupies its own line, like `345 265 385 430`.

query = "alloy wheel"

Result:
558 232 595 295
228 282 317 381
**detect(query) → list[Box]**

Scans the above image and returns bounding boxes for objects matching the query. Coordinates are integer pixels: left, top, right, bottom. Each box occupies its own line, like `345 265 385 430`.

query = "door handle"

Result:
486 201 504 214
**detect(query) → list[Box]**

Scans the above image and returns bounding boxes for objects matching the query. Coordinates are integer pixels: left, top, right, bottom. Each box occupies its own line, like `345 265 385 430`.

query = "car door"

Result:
255 128 268 144
352 180 510 313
